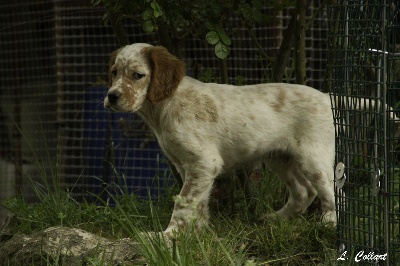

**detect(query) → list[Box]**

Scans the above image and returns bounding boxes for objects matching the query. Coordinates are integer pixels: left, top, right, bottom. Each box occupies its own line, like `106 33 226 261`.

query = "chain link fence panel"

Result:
329 1 400 265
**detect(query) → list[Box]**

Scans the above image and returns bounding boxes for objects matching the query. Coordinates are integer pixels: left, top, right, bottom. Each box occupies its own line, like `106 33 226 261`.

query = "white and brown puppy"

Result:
104 43 336 238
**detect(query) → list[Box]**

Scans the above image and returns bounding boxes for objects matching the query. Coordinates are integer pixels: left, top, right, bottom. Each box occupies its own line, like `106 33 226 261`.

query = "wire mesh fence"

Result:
329 1 400 265
0 0 329 224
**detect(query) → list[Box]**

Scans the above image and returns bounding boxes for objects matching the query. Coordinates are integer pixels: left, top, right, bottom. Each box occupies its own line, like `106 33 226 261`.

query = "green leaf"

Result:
142 20 154 33
209 24 231 46
151 1 162 18
205 21 216 31
102 13 109 25
91 0 102 6
141 10 152 21
153 9 162 18
206 31 219 45
215 42 230 59
217 29 231 46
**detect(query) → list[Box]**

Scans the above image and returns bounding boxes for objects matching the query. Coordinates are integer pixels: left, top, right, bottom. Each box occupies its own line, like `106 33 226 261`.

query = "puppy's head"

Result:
104 43 185 112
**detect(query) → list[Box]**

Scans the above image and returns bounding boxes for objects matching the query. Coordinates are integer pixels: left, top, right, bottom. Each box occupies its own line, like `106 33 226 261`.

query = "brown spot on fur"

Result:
192 188 204 199
294 90 305 100
180 179 194 197
178 89 218 122
175 203 185 210
272 90 286 112
196 201 210 222
122 81 137 105
213 166 219 175
296 138 301 146
167 220 178 228
249 114 255 120
314 172 322 180
179 182 192 197
191 173 201 180
143 46 186 103
202 95 218 122
177 219 187 228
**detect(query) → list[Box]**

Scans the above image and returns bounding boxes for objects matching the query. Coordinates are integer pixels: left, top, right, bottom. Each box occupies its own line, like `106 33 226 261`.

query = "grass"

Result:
1 160 337 265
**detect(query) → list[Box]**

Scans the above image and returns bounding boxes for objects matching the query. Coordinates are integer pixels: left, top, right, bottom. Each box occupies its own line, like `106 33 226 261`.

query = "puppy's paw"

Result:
163 226 178 240
259 212 280 222
321 210 337 226
259 209 292 222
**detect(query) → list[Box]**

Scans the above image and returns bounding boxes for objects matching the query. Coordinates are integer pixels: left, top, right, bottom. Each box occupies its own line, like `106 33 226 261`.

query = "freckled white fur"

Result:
105 43 337 238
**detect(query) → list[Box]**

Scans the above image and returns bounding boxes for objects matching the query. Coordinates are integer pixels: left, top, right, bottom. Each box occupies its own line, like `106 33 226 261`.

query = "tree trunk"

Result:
272 14 296 82
219 59 229 84
295 0 307 85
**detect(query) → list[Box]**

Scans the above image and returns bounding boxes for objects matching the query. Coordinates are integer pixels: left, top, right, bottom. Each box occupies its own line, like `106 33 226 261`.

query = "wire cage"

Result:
328 1 400 265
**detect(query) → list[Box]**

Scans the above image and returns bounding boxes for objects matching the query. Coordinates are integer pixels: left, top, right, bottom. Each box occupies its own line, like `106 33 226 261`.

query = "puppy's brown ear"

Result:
143 46 186 103
108 48 122 87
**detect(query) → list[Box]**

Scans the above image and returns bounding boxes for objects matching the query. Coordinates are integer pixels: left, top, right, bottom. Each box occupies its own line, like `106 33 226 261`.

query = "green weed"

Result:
2 158 337 265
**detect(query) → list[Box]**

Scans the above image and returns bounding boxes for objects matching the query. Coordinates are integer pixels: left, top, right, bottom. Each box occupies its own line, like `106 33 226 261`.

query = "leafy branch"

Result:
92 0 295 60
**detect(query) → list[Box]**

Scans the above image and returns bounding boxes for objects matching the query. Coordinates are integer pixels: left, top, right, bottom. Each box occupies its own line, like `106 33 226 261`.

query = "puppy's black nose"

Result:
107 92 120 104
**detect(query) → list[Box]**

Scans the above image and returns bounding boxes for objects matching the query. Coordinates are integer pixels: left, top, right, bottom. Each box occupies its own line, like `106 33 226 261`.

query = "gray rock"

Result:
0 226 143 266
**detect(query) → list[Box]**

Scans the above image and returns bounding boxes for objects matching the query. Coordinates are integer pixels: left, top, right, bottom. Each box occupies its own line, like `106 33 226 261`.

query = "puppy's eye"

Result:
111 69 117 78
133 72 145 80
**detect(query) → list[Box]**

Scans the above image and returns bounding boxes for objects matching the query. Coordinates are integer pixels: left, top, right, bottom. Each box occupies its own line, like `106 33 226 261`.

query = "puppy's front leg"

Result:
164 172 215 238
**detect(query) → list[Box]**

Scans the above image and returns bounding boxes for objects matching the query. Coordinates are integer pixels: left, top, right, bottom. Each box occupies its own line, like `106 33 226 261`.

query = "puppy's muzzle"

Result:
104 91 120 109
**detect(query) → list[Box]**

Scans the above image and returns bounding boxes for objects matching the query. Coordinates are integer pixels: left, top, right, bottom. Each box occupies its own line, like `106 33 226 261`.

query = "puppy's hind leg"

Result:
299 155 336 225
262 159 317 221
307 166 336 225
